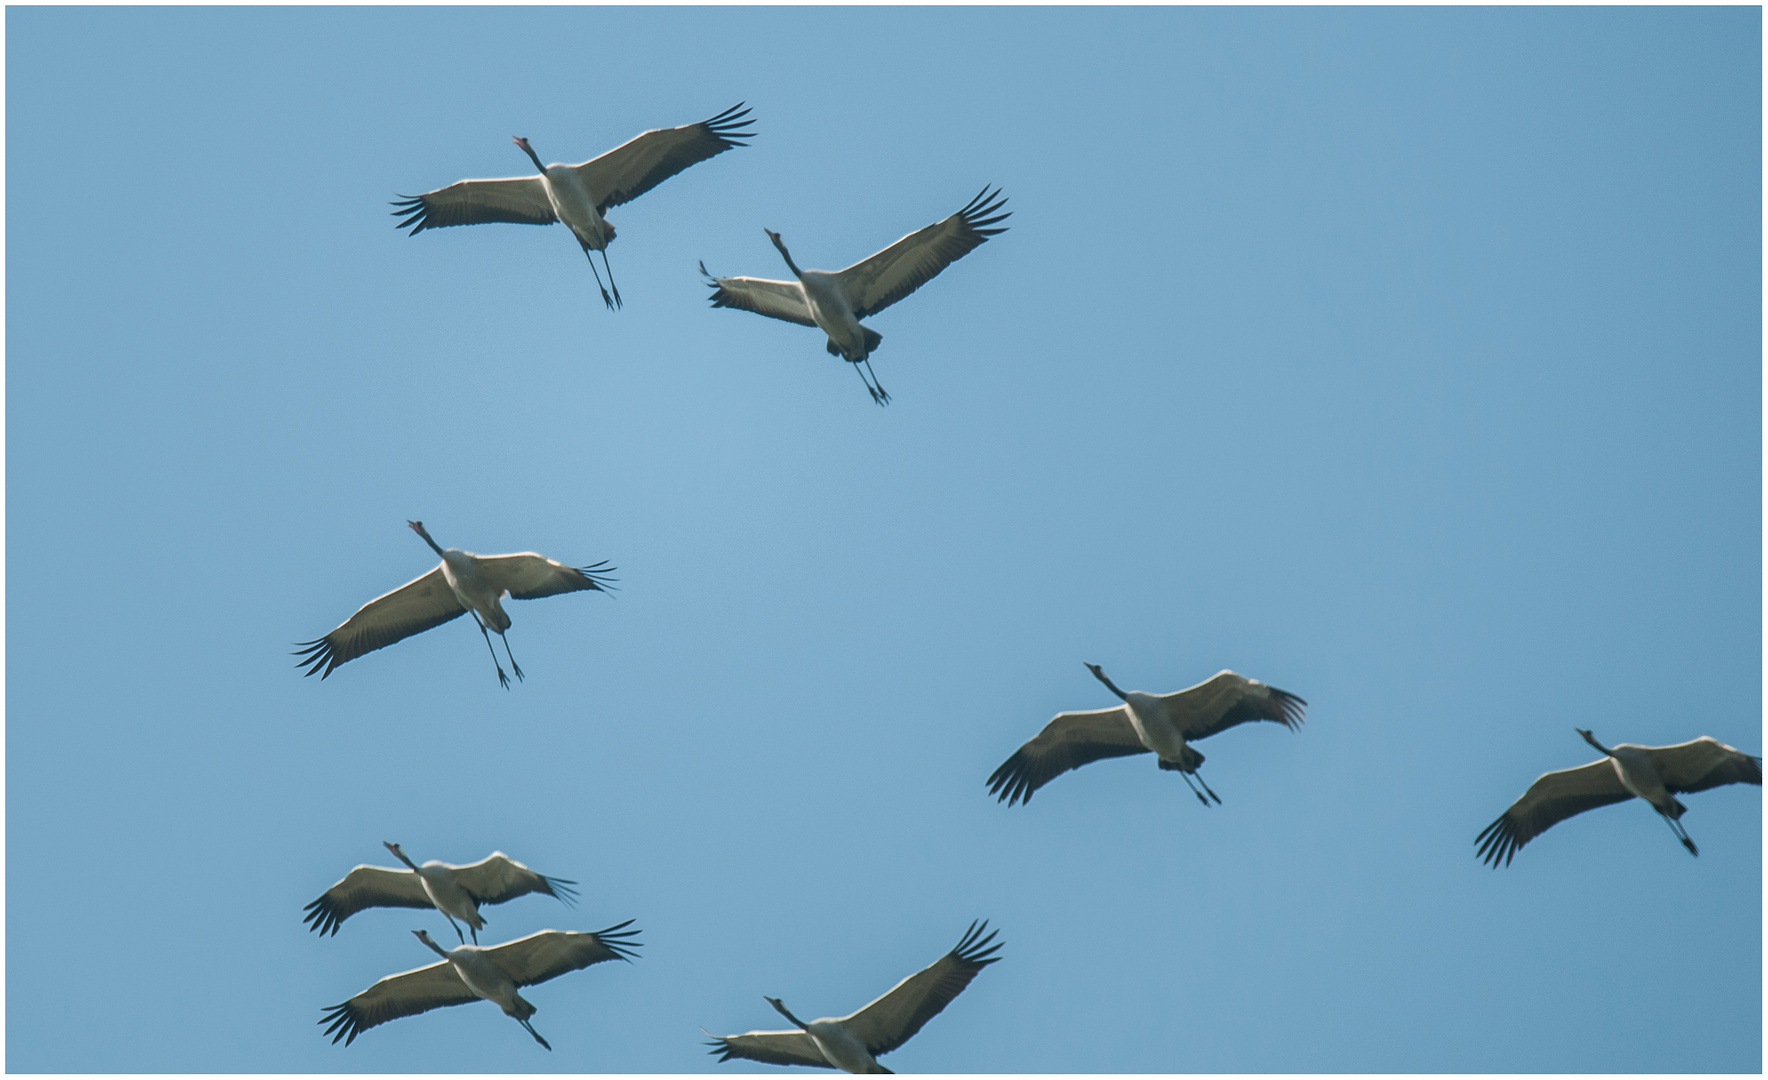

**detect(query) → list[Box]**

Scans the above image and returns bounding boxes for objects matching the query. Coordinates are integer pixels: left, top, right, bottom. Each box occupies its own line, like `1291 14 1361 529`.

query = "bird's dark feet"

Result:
1682 837 1699 856
510 659 525 682
597 286 616 310
495 666 512 689
610 284 623 310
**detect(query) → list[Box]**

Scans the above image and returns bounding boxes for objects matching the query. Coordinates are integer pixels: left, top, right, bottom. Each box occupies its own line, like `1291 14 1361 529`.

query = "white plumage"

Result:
304 842 577 943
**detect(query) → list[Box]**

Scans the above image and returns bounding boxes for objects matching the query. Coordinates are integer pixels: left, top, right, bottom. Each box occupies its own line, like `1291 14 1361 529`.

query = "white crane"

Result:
320 922 640 1050
988 664 1307 807
304 842 578 944
295 520 614 688
1476 729 1762 866
394 103 755 309
705 921 1002 1073
700 187 1010 405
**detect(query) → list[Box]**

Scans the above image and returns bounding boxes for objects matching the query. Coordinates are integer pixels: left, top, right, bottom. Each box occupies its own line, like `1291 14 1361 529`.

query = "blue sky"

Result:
5 5 1760 1073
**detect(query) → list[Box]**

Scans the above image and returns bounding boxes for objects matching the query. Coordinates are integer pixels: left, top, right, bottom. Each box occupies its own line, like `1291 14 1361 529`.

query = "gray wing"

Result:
1649 737 1764 794
319 960 476 1045
485 922 641 988
1159 670 1307 741
841 921 1003 1058
303 864 431 937
702 267 817 327
986 706 1147 806
475 553 617 600
391 176 556 233
574 103 755 214
706 1028 832 1069
837 187 1010 320
450 851 579 908
294 567 466 679
1475 759 1633 867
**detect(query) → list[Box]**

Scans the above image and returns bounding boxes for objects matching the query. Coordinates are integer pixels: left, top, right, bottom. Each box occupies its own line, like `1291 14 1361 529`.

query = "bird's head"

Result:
1575 728 1596 744
407 520 426 536
412 929 435 945
1084 662 1104 679
384 840 405 858
512 136 531 152
764 996 802 1028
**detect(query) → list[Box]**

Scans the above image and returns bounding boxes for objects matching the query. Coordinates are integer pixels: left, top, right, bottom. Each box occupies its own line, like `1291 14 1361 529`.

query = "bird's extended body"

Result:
1476 730 1762 866
303 843 578 942
987 665 1307 807
706 921 1001 1073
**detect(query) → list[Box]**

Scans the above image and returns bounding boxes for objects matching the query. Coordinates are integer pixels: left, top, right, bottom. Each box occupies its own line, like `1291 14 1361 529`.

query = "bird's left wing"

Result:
574 103 755 214
295 567 467 679
986 706 1147 806
837 187 1010 321
476 553 617 600
1161 670 1308 741
841 920 1003 1058
1650 737 1764 794
303 864 431 937
451 852 579 908
1474 759 1633 867
319 960 476 1045
702 268 817 327
486 922 642 988
705 1028 832 1069
391 176 556 234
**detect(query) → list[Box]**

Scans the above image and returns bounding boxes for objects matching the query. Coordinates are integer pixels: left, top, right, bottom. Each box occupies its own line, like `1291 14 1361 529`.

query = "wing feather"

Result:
705 1028 832 1069
319 960 476 1046
575 103 756 214
303 864 431 937
476 553 617 601
1649 737 1764 794
391 176 556 234
842 921 1003 1057
451 852 579 908
838 187 1010 320
1159 670 1308 741
986 706 1147 806
294 567 466 679
702 266 817 327
485 922 641 988
1474 759 1633 867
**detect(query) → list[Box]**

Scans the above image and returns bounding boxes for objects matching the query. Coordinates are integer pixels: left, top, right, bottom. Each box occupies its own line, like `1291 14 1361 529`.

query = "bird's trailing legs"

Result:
443 914 467 945
496 631 525 685
471 613 514 689
518 1018 552 1051
600 249 623 310
1176 771 1212 806
580 245 617 310
851 359 890 407
1659 812 1699 856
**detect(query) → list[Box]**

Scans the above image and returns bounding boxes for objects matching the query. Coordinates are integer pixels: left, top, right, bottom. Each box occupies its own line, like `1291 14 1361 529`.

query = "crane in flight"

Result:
303 842 577 944
1476 729 1761 866
701 187 1009 405
295 521 614 688
394 104 755 309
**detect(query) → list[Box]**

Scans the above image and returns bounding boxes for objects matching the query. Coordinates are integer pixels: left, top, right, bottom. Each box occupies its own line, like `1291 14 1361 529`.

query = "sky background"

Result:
5 6 1761 1074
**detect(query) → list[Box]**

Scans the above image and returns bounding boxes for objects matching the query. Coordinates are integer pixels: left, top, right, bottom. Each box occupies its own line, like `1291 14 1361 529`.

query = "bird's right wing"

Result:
701 268 817 327
837 186 1010 321
391 176 556 234
841 920 1003 1058
986 706 1147 806
476 554 617 600
486 922 642 988
295 567 467 679
303 864 431 937
451 852 579 908
319 960 476 1045
705 1028 832 1069
1474 759 1632 867
1650 737 1764 794
573 102 756 214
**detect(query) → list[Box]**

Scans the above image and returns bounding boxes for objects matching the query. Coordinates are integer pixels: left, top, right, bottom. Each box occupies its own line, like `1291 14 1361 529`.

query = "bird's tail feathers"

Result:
1157 746 1206 772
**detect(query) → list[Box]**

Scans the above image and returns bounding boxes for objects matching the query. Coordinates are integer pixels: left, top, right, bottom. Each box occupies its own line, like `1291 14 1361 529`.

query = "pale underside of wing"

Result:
1159 670 1309 741
474 553 617 600
706 1028 832 1069
574 102 755 214
841 921 1002 1058
391 176 556 234
320 960 477 1045
483 922 641 987
303 864 430 936
1649 737 1765 793
986 706 1148 806
1475 759 1632 867
295 566 466 679
837 186 1010 320
704 272 817 327
450 852 579 908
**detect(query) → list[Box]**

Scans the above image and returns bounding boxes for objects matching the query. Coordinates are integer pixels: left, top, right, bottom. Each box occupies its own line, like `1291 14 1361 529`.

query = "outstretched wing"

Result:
391 176 556 234
476 553 617 600
574 103 756 214
841 920 1003 1058
702 267 817 327
1160 670 1307 741
450 852 579 908
705 1028 832 1069
837 186 1010 320
1650 737 1764 794
303 864 431 937
1475 759 1632 867
295 567 466 679
986 706 1147 807
485 922 642 988
319 960 476 1045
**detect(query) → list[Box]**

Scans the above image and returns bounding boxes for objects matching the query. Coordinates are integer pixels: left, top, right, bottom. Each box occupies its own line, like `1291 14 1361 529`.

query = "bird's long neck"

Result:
387 844 420 871
516 139 546 174
415 931 451 959
768 998 810 1031
1088 664 1129 702
408 521 447 558
1580 729 1615 757
769 235 804 279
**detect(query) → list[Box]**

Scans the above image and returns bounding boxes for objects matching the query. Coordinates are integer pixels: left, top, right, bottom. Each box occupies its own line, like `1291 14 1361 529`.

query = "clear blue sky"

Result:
6 6 1760 1073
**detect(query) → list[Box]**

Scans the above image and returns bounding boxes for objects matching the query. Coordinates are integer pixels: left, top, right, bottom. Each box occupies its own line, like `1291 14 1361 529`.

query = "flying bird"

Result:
700 187 1009 405
1475 729 1761 866
987 665 1307 807
295 521 614 688
320 922 640 1050
706 920 1002 1073
394 103 755 309
303 842 578 943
